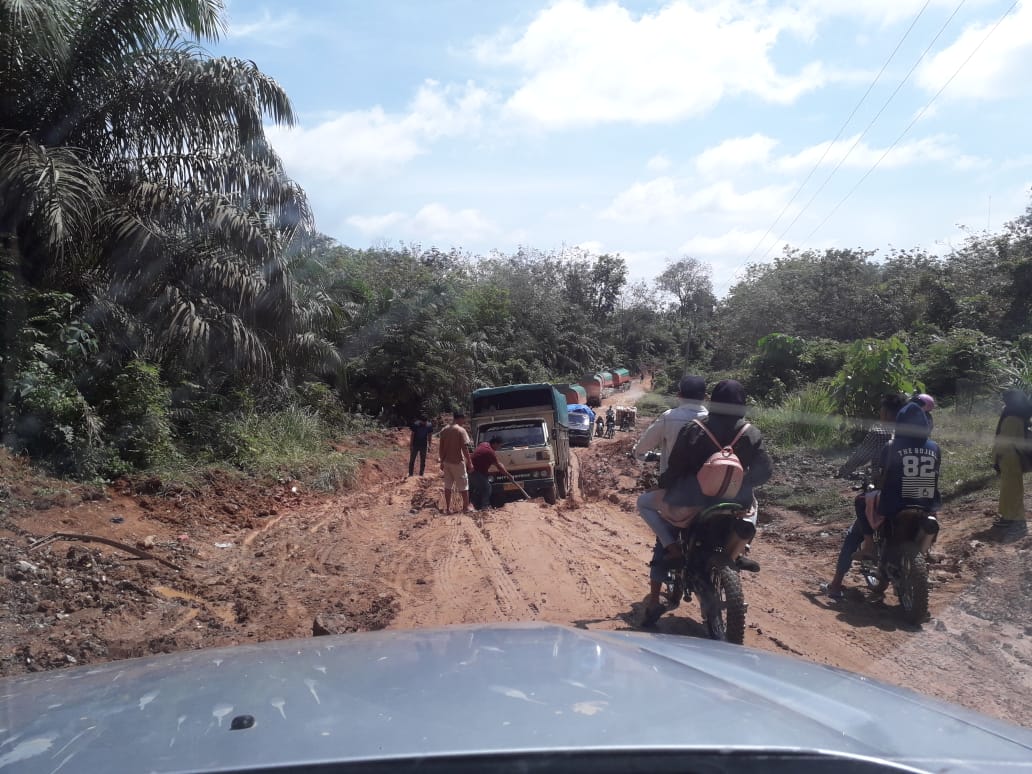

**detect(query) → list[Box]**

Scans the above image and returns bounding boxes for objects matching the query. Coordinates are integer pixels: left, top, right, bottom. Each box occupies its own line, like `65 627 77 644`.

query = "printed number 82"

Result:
902 455 935 477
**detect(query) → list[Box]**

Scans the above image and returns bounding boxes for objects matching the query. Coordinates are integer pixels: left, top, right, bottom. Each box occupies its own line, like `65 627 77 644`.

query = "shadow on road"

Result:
800 589 921 634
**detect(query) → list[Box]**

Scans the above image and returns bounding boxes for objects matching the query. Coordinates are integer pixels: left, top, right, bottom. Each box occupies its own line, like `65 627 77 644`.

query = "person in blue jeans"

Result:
408 416 434 477
823 399 940 601
823 393 906 600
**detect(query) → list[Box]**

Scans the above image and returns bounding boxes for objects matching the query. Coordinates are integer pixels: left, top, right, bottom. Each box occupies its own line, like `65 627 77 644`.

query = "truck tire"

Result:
543 484 558 505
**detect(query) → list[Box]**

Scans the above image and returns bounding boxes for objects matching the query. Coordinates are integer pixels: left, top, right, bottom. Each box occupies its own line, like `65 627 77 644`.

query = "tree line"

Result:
3 2 1030 480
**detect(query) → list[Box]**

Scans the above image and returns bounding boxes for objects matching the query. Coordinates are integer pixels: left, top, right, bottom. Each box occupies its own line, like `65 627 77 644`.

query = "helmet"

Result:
915 393 935 412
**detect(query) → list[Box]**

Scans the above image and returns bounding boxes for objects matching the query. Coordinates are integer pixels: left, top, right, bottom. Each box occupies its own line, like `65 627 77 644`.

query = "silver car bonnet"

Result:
2 623 1031 773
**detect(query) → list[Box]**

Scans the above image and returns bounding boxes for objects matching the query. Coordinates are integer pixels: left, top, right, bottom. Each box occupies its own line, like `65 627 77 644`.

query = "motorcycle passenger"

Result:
868 401 942 601
823 392 906 601
639 379 773 623
633 375 708 616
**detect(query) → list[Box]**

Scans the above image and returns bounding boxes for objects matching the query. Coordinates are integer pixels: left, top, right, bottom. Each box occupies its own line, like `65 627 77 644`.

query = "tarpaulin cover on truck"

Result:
471 384 570 427
567 403 596 421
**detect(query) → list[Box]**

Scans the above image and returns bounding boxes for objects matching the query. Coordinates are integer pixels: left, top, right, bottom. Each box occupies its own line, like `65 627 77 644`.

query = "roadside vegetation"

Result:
1 2 1031 505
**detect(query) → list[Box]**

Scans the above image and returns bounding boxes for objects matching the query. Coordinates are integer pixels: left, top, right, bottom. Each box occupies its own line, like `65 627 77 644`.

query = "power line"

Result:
803 0 1020 245
743 0 933 264
760 0 967 262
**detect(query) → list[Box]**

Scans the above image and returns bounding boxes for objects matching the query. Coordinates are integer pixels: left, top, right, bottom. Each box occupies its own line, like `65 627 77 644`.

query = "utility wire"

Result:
743 0 933 264
803 0 1020 244
760 0 967 262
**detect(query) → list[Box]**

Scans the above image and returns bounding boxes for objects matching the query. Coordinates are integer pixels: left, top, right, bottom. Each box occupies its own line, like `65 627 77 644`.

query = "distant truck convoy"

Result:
470 384 571 505
578 374 604 407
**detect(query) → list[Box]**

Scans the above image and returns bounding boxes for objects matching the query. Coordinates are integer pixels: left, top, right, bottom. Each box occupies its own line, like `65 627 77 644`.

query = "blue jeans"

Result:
470 471 492 509
835 495 874 577
637 490 679 547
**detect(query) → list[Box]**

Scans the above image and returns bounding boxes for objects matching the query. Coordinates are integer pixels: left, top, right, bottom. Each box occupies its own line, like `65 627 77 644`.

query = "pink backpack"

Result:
693 420 751 498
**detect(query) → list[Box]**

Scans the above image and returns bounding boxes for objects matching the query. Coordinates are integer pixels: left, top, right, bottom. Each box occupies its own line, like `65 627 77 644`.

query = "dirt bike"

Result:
858 506 939 624
655 502 756 644
604 422 615 439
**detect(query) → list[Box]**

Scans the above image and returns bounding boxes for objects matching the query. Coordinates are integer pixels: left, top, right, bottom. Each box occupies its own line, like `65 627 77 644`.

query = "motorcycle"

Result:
858 506 939 624
654 502 756 644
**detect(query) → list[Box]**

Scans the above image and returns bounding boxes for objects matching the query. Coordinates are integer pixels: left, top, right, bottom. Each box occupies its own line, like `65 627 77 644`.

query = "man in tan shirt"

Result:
438 411 474 513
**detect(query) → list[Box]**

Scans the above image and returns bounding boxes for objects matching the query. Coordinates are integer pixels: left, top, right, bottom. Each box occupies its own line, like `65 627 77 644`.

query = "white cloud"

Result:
345 204 498 244
575 240 606 254
692 133 985 179
916 0 1032 100
602 178 793 223
795 0 980 27
411 204 497 243
774 134 986 172
476 0 828 128
696 134 780 176
227 9 306 46
345 212 406 236
647 154 672 172
678 228 786 259
267 81 492 181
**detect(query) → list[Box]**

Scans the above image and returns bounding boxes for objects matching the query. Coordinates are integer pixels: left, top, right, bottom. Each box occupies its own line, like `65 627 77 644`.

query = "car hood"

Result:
2 623 1031 773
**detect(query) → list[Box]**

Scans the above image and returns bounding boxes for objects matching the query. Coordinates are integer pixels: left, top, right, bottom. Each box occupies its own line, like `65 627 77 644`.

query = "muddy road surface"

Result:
3 380 1030 725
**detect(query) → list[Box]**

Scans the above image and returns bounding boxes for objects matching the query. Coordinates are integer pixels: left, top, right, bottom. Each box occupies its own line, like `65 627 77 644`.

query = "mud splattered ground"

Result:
2 384 1030 726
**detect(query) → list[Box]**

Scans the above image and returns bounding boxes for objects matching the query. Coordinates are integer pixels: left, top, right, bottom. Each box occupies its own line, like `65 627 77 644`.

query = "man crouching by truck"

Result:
439 411 474 514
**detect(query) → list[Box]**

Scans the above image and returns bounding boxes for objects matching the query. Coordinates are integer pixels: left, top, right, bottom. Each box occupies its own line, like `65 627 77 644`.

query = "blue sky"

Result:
213 0 1032 293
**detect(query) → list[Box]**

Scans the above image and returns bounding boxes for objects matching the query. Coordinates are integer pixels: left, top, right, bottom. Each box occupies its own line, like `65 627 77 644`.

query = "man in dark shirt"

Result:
470 437 511 510
408 416 434 477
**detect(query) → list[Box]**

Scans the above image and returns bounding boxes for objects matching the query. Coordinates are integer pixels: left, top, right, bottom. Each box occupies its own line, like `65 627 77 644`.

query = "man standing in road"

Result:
470 436 511 510
408 415 434 477
439 411 474 514
632 375 709 620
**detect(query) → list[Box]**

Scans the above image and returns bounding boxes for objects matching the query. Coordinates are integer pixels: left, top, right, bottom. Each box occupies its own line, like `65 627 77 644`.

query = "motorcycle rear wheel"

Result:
702 565 747 645
897 544 929 624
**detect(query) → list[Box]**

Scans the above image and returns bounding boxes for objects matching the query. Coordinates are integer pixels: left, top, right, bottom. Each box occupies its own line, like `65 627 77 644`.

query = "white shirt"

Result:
632 400 708 474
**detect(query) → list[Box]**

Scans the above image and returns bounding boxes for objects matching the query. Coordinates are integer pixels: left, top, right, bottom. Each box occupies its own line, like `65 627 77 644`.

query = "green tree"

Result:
832 337 922 418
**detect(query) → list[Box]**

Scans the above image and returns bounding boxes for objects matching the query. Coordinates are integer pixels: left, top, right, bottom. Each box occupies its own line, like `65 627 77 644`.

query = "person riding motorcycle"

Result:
840 401 942 603
823 392 906 601
605 407 616 438
633 375 708 617
638 380 773 624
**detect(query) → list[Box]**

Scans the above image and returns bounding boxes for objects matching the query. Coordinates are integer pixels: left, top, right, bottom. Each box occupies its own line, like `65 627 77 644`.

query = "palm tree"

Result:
0 0 319 382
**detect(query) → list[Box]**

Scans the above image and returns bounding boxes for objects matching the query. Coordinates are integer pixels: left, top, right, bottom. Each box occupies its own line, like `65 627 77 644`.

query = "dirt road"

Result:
3 380 1031 725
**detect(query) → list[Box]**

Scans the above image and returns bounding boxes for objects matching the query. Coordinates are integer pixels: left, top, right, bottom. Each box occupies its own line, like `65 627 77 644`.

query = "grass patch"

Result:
149 408 380 493
231 407 370 490
933 407 1000 505
635 393 676 417
754 384 846 451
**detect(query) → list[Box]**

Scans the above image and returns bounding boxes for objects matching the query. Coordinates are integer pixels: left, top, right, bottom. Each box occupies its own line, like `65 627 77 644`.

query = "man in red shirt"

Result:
470 436 511 510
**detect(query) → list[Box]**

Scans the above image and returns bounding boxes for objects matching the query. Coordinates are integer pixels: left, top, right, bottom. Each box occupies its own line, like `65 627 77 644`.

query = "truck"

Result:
554 383 587 405
613 367 631 389
578 374 604 407
470 384 571 505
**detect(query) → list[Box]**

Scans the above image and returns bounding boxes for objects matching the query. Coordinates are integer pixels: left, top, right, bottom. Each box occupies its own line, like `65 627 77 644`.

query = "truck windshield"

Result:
481 423 546 449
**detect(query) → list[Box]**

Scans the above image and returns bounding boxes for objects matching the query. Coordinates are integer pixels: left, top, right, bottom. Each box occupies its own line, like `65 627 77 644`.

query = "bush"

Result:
757 384 843 449
831 336 922 417
916 328 1009 399
228 406 361 490
101 360 175 470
